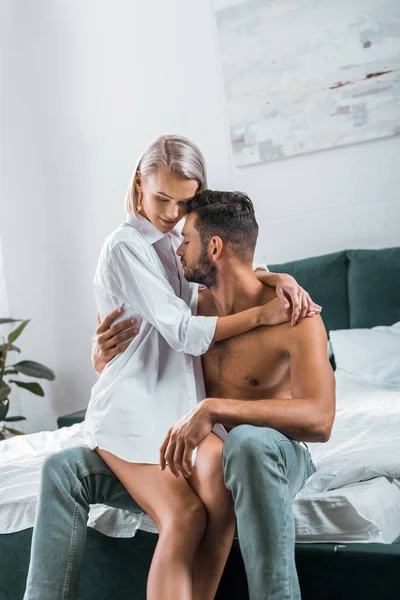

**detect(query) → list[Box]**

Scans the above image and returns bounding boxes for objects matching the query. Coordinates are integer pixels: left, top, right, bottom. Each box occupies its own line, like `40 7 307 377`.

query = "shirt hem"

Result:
83 434 197 466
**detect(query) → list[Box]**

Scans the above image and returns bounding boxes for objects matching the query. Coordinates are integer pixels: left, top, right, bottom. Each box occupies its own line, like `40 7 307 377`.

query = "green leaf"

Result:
4 415 26 422
8 320 30 344
0 344 21 355
10 361 55 380
0 318 23 325
4 426 24 435
9 380 45 396
0 398 10 420
8 344 21 353
0 381 11 402
3 369 18 375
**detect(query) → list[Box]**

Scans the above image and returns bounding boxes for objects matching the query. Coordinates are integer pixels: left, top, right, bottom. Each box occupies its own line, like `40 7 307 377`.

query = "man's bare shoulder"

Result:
198 288 217 316
259 313 328 353
260 285 279 304
277 315 331 373
288 313 328 345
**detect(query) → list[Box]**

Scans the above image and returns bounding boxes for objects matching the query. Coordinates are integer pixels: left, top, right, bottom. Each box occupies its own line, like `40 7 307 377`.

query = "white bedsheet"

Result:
1 363 400 543
303 370 400 495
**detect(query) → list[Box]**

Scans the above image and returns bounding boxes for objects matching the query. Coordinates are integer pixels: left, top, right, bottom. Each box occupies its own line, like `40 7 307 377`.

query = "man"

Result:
159 190 335 599
24 191 334 600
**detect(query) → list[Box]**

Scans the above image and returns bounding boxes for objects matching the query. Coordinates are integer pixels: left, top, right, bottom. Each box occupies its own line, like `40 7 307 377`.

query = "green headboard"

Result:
269 246 400 335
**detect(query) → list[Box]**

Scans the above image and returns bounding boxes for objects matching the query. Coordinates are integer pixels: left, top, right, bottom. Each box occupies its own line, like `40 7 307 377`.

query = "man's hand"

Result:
92 307 139 374
159 401 214 478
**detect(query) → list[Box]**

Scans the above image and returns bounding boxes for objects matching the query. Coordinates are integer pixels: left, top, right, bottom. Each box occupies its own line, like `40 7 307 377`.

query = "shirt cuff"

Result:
253 262 269 272
184 315 218 356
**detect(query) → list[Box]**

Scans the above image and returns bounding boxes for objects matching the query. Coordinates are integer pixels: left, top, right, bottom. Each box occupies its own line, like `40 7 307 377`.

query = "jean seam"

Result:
276 438 310 599
77 467 114 480
62 501 80 600
60 469 114 599
275 439 293 599
303 447 316 476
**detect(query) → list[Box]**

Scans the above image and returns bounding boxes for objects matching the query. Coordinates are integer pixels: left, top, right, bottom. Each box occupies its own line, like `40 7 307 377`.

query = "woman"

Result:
83 135 321 600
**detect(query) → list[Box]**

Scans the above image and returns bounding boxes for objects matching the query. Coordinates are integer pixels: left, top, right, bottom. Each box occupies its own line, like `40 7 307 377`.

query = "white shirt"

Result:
83 213 267 464
83 213 220 463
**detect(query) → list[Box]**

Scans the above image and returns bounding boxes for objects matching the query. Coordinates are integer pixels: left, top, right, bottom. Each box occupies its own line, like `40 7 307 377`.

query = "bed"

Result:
1 246 400 599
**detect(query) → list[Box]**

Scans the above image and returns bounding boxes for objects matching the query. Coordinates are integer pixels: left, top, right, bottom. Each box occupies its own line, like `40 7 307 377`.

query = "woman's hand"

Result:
274 274 322 326
256 271 322 326
92 308 139 374
259 297 292 327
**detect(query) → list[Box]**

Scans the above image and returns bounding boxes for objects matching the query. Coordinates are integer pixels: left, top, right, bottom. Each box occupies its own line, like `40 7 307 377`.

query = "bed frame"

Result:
2 528 400 599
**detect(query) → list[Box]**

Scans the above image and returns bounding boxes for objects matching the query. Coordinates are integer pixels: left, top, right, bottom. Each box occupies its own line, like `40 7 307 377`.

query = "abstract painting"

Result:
213 0 400 166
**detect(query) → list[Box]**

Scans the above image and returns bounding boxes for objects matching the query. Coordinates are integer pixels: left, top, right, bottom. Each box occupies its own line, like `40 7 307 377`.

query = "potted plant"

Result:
0 318 55 440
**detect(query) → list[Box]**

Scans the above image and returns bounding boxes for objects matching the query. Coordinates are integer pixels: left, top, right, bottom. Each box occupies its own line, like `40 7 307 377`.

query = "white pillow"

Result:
329 321 400 374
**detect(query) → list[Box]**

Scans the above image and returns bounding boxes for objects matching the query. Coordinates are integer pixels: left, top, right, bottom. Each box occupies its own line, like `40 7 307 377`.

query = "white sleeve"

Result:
253 262 269 272
105 242 217 356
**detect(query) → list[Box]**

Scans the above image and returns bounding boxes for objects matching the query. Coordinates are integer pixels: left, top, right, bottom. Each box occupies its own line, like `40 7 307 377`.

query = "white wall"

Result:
0 233 24 426
241 135 400 263
1 0 399 432
0 234 10 318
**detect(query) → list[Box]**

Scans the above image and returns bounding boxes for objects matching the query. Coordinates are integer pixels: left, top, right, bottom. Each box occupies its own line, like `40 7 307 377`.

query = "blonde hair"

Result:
125 135 208 215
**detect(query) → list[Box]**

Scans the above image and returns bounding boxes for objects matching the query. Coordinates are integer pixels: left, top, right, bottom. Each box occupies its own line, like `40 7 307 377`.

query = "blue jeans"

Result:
223 426 316 600
23 426 315 600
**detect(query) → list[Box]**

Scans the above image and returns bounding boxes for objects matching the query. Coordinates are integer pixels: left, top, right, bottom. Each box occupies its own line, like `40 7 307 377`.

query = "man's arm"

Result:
207 315 335 443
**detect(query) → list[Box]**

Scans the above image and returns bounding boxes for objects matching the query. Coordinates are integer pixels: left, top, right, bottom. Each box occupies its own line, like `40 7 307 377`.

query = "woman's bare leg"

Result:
188 434 236 600
95 447 207 600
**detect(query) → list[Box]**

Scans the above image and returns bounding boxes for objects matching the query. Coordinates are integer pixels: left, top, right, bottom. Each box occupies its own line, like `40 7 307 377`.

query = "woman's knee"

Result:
160 494 207 538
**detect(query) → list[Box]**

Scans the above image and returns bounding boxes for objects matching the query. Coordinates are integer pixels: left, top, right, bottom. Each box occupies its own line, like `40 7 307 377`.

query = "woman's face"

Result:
135 169 199 234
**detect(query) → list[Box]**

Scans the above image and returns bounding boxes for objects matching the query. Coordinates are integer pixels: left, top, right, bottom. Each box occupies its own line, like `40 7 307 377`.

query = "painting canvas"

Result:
213 0 400 166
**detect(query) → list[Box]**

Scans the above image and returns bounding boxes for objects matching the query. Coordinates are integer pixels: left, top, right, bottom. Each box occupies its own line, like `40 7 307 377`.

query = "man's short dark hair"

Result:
187 190 259 263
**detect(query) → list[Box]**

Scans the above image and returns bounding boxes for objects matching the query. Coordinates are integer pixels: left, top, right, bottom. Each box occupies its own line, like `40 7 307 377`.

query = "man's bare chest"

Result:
202 327 291 400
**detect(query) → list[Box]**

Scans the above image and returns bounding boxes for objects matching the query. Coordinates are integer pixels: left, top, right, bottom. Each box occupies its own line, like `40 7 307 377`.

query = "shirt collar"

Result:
125 213 184 245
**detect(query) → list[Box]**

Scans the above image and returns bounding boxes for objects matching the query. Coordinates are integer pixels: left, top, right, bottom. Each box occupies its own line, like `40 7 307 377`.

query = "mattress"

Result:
293 477 400 544
87 475 400 544
1 423 400 544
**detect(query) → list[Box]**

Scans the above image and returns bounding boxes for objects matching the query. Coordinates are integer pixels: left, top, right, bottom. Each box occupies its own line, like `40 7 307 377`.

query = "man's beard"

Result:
182 246 218 289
